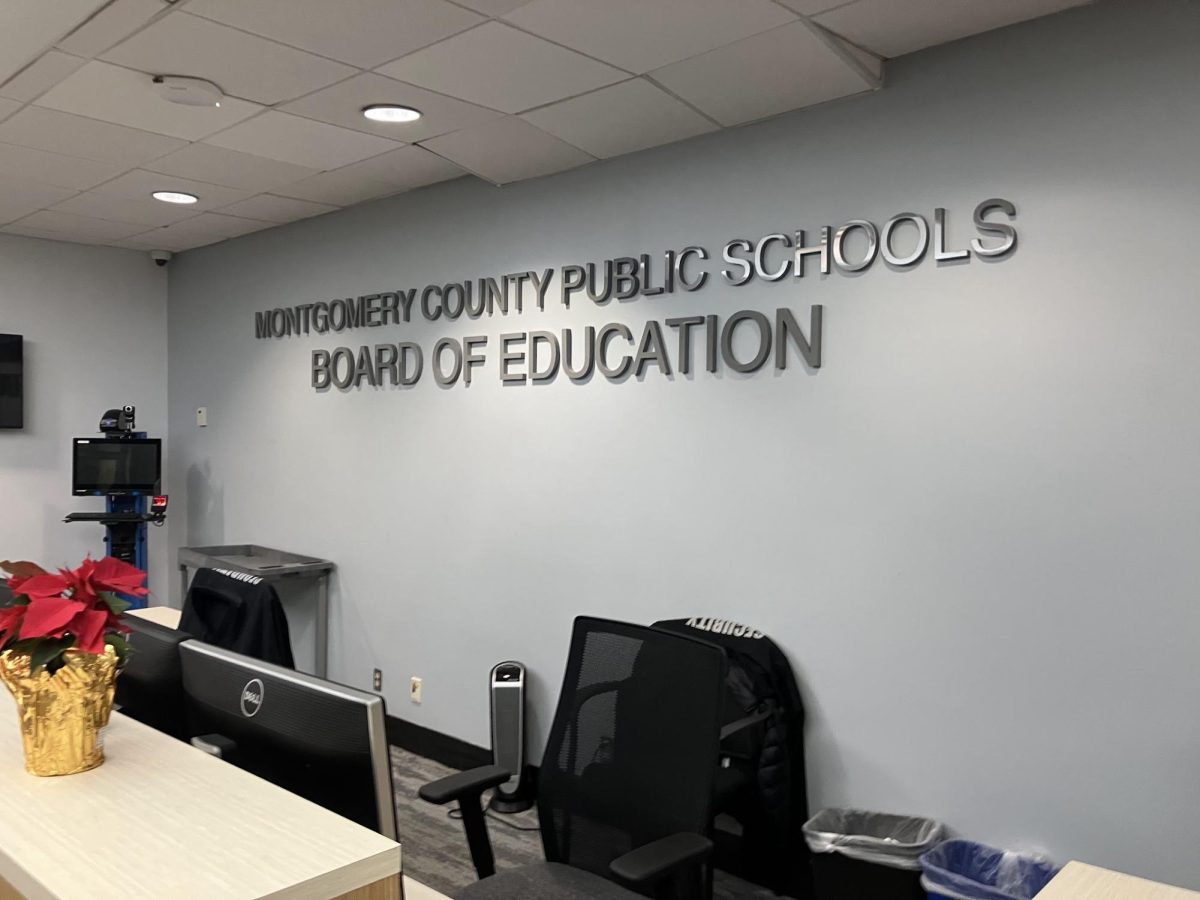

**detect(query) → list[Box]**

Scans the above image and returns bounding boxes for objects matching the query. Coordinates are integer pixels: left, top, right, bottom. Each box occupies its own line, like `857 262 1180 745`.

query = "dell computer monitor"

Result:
179 641 397 840
0 334 22 430
114 615 191 740
72 437 161 495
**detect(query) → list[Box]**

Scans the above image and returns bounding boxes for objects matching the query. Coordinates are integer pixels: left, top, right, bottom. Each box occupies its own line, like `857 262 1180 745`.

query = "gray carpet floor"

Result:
390 747 778 899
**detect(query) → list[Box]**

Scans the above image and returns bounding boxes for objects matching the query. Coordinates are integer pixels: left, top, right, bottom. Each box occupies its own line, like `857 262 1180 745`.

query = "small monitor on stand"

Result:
71 437 161 496
180 641 397 840
65 425 166 599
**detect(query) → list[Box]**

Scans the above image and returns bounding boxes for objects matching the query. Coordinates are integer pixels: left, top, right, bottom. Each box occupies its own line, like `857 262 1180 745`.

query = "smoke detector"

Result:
152 75 223 108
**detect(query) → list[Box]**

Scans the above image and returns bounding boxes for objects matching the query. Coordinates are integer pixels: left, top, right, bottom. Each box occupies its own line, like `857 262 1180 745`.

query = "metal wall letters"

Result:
257 199 1017 391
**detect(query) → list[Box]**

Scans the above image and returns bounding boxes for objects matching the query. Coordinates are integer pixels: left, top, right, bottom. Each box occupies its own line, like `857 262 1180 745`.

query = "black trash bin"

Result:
803 808 944 900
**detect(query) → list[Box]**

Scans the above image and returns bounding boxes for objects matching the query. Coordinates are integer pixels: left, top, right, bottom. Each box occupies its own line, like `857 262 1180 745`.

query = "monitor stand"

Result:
63 430 152 609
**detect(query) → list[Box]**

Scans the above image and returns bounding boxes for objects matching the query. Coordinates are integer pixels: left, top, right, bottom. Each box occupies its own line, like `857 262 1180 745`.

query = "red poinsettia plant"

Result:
0 556 146 673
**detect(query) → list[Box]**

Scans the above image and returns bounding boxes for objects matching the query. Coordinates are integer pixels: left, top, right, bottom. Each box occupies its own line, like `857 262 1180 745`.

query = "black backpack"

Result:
653 617 813 898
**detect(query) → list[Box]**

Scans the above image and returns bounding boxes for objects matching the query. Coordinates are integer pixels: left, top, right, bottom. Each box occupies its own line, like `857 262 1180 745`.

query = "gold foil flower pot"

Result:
0 646 119 776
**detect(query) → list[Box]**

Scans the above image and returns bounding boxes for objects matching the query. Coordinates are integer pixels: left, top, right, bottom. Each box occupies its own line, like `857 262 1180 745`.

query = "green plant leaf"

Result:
28 637 75 674
98 591 132 616
105 632 131 663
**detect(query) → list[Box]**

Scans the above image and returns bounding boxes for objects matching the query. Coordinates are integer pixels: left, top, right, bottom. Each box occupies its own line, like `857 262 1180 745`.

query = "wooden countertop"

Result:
1038 862 1200 899
126 606 182 629
0 700 401 899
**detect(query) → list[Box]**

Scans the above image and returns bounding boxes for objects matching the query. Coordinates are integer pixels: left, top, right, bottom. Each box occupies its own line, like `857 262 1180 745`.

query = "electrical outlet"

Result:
410 676 422 704
196 406 207 427
372 669 382 691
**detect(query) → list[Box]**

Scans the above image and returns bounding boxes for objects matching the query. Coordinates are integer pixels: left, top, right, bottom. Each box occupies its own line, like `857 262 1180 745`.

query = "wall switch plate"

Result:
372 669 382 691
410 676 422 704
196 407 207 427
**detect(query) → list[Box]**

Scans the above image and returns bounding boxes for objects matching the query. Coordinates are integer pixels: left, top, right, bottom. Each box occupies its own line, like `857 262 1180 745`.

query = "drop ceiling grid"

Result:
8 0 827 199
0 0 1094 250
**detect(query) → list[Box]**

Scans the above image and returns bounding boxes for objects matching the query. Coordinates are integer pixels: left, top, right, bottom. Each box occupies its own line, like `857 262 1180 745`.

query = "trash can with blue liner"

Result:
803 808 944 900
920 839 1059 900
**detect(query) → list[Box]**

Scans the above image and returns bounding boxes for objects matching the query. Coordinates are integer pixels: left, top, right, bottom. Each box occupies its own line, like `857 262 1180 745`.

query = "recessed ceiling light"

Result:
152 191 198 205
362 104 422 123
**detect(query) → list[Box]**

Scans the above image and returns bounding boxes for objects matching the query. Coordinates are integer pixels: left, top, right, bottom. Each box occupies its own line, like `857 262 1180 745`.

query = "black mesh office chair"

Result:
420 616 727 899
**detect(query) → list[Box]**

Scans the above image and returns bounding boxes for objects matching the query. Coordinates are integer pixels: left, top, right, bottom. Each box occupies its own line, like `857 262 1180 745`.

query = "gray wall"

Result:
0 235 169 597
166 0 1200 886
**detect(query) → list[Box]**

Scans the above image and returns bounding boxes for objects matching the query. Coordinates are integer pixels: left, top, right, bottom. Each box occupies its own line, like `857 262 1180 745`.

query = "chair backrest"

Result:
538 617 727 879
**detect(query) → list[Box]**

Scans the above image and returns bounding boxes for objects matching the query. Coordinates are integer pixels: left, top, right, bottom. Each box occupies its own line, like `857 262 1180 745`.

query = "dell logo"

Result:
240 678 264 717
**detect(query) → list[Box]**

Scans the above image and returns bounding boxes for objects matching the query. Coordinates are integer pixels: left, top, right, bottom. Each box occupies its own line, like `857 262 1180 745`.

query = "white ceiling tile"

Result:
264 170 397 207
0 51 86 102
89 168 252 209
0 142 129 190
0 106 186 164
0 176 79 224
57 0 167 58
274 145 465 205
187 0 484 68
651 21 873 126
325 144 466 187
36 60 262 140
9 209 147 240
421 116 593 185
776 0 848 14
521 78 715 159
280 72 503 142
216 193 338 223
0 0 108 83
129 222 227 251
453 0 531 14
170 211 274 237
141 143 319 193
0 223 104 245
505 0 796 74
104 237 163 249
377 22 625 114
1 224 149 248
50 190 201 226
0 99 21 123
814 0 1092 58
204 111 403 170
101 12 357 105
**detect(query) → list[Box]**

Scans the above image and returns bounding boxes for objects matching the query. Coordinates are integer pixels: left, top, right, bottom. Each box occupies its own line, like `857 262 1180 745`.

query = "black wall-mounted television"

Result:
0 334 22 430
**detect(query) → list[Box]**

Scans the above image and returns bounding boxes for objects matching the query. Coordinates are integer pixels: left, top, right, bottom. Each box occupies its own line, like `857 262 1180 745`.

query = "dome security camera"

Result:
150 249 173 267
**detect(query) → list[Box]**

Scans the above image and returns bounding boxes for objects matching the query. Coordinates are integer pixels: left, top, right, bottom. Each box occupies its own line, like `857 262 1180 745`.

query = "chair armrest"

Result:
419 765 510 881
419 764 509 805
609 832 713 886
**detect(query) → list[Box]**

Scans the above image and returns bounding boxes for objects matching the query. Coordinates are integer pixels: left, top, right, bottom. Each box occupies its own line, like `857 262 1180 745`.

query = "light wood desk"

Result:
127 605 183 629
1038 862 1200 899
0 701 402 899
